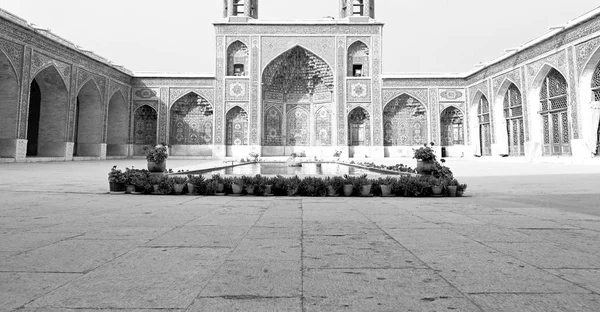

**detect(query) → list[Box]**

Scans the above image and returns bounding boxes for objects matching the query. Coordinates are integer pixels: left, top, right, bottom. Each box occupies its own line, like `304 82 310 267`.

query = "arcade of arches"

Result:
1 3 600 161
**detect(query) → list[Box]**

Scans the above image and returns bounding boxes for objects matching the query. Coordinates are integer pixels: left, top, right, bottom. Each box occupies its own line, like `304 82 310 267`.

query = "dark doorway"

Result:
26 80 41 156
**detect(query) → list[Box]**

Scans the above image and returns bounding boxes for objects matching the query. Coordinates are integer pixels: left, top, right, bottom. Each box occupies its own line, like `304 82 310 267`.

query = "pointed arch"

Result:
536 67 570 156
227 40 249 76
383 93 428 146
476 94 492 156
106 91 129 156
0 49 20 157
348 40 370 77
27 65 69 157
286 106 310 146
226 106 248 146
441 106 465 146
348 106 371 146
263 105 283 146
262 45 335 78
133 105 157 146
578 42 600 155
74 79 104 156
315 106 333 146
169 92 213 146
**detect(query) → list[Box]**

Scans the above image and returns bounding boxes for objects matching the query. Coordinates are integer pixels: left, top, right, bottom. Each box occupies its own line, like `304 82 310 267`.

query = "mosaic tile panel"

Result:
261 36 335 72
133 105 158 145
225 79 250 101
286 106 310 146
372 35 382 145
170 93 213 145
226 106 248 146
567 46 580 139
383 94 428 146
215 36 225 145
576 35 600 74
17 47 32 139
347 79 371 102
315 107 332 146
0 37 23 78
337 36 345 145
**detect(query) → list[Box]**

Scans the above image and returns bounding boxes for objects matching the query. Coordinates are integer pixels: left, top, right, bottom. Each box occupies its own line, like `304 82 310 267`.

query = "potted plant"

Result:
211 174 225 194
379 176 395 196
248 152 259 162
156 175 173 195
446 179 459 197
430 177 443 196
326 176 343 196
342 174 354 196
357 174 372 196
171 176 187 195
286 176 301 196
108 166 126 192
231 177 244 195
457 183 467 197
259 176 273 196
145 143 168 173
413 145 437 174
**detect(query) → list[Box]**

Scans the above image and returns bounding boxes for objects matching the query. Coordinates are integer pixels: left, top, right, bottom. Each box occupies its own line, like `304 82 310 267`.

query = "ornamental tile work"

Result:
371 35 382 145
215 36 225 145
225 79 250 101
347 79 371 102
429 88 440 145
169 88 214 107
261 36 336 72
0 37 23 78
17 47 32 140
315 107 333 146
567 46 580 139
250 36 260 145
492 69 522 98
576 35 600 74
263 104 283 146
526 50 568 87
170 93 213 145
383 94 428 146
133 105 158 145
439 89 465 102
337 36 346 146
383 89 429 108
134 88 159 100
30 51 71 90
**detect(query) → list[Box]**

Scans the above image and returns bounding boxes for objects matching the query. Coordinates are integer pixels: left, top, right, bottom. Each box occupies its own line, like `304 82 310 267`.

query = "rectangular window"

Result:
353 64 363 77
353 2 364 15
233 64 244 76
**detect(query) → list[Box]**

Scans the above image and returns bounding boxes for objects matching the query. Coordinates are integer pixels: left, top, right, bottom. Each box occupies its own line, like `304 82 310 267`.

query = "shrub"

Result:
144 144 169 163
413 146 436 162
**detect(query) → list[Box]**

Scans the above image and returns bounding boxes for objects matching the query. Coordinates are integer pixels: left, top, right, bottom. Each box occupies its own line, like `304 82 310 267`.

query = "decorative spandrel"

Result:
134 105 158 145
226 107 248 146
440 107 464 146
383 94 428 146
169 93 213 145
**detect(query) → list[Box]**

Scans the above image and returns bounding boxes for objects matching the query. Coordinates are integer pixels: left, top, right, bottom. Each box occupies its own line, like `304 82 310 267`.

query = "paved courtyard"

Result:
1 158 600 311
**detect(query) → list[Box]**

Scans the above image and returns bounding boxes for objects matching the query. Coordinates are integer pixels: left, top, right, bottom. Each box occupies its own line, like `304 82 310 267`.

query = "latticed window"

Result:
134 105 157 145
478 96 490 124
477 96 492 156
504 84 525 155
440 107 464 146
592 62 600 101
353 0 364 16
539 68 570 155
226 107 248 146
233 0 245 15
540 69 568 112
503 84 523 118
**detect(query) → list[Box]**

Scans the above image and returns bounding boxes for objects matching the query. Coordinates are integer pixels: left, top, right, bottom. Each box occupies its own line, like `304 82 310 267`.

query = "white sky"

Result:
0 0 598 74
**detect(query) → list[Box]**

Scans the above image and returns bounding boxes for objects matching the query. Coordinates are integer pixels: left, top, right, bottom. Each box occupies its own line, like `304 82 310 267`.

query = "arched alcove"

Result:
383 94 427 146
27 66 69 157
226 106 248 157
169 92 213 156
476 94 492 156
106 91 129 156
440 106 465 146
227 41 249 76
261 45 334 156
133 105 157 155
75 80 104 156
315 107 332 146
579 45 600 156
503 84 525 156
347 41 370 77
538 68 570 156
0 50 20 158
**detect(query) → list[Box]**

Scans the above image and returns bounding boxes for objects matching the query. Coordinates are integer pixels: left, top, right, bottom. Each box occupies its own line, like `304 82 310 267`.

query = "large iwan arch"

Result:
74 80 104 157
261 45 334 156
106 91 129 157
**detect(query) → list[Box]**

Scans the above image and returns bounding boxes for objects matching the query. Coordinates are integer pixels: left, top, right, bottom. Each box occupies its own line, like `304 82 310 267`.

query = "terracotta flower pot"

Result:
125 184 136 194
327 185 337 196
360 184 372 196
245 185 255 195
447 185 457 197
147 161 166 173
232 184 243 194
343 184 353 197
187 183 195 195
380 184 392 196
173 184 185 195
263 185 272 195
432 185 443 195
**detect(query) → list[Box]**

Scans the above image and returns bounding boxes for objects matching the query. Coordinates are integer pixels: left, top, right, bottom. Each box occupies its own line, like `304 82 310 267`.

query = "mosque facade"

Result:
1 0 600 162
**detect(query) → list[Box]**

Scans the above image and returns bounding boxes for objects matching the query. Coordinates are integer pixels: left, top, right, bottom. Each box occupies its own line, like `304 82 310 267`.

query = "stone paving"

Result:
1 158 600 311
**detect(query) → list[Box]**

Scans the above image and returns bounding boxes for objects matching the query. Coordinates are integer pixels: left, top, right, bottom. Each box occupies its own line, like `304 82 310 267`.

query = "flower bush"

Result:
108 166 126 183
145 144 168 163
413 146 436 162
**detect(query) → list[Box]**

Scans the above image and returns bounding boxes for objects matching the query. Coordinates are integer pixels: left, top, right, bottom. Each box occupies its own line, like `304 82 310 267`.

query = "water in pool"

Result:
202 162 381 176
